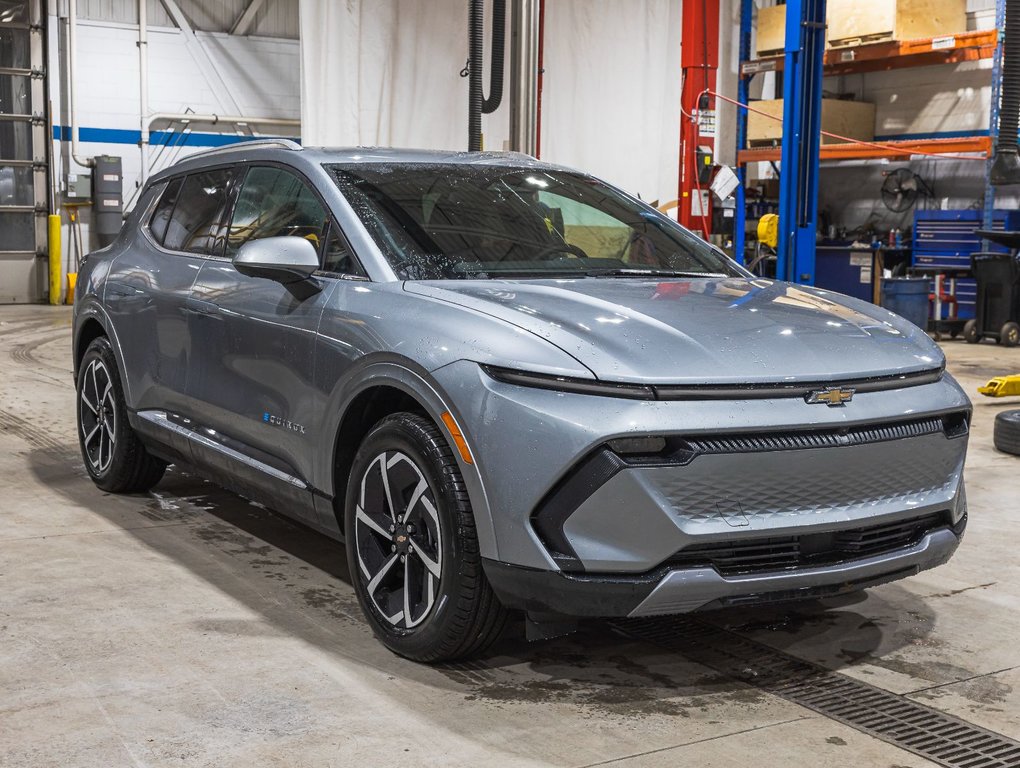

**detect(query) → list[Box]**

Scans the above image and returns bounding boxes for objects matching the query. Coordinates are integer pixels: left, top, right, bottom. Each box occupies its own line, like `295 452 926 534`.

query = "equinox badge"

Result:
805 386 855 406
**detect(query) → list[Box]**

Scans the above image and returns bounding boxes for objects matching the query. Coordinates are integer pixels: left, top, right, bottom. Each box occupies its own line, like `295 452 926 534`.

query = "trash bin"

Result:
881 277 931 330
967 252 1020 344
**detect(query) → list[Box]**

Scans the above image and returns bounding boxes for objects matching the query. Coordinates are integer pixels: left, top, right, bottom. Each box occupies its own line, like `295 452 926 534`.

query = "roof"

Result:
145 141 559 186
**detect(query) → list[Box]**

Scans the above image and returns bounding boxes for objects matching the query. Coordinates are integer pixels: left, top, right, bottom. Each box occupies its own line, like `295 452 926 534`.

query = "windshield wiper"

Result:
585 268 727 278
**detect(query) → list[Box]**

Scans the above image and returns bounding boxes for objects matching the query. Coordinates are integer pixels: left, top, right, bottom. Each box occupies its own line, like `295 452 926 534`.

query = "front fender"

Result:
313 356 500 562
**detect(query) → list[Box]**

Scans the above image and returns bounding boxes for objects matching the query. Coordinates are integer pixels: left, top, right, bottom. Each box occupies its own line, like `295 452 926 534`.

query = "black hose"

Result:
482 0 506 114
468 0 484 151
992 0 1020 184
999 0 1020 152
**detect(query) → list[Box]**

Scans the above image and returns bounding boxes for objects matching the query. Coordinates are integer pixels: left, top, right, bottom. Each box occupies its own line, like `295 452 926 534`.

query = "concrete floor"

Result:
1 304 1018 768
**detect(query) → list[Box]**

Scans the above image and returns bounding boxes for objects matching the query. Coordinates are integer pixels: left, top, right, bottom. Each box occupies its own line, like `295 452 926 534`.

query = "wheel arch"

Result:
74 317 107 377
321 360 498 562
73 302 133 407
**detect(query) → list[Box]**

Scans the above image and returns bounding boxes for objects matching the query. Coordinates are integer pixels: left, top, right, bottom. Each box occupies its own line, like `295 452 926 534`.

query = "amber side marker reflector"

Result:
441 411 474 465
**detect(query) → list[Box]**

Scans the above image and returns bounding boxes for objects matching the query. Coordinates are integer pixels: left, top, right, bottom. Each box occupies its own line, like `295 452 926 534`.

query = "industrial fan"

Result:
880 168 923 212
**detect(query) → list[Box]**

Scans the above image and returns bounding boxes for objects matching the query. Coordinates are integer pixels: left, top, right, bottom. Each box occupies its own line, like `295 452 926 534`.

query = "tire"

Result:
76 336 167 493
1000 321 1020 348
345 412 508 663
993 410 1020 456
963 319 980 344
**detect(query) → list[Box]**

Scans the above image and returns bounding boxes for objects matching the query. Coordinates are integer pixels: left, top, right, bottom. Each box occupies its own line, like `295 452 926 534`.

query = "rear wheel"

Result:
77 337 167 493
963 319 979 344
1000 321 1020 348
345 412 508 662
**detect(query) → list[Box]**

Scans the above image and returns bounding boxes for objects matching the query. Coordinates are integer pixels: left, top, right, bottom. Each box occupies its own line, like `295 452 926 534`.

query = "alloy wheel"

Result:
79 359 117 473
355 451 443 629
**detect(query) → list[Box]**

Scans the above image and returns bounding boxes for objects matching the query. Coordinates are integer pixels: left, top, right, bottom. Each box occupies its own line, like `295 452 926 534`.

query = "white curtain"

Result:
299 0 682 205
299 0 510 151
540 1 683 208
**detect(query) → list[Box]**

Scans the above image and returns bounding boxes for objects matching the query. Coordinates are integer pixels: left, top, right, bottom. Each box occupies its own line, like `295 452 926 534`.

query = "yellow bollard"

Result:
48 214 61 305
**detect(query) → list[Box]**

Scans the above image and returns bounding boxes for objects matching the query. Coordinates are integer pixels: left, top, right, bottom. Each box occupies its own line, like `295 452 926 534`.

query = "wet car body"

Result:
73 143 970 643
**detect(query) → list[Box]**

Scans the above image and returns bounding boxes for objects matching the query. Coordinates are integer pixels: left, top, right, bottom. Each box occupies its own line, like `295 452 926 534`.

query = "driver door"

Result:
186 165 336 522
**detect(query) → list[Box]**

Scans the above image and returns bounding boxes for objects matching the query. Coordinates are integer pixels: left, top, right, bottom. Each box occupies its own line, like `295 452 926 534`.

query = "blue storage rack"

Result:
912 210 1014 320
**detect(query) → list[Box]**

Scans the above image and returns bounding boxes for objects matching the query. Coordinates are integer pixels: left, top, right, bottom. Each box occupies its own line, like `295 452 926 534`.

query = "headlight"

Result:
481 365 655 400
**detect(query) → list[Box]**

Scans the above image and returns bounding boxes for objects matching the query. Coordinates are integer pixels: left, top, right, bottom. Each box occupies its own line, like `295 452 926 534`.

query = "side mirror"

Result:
233 236 320 285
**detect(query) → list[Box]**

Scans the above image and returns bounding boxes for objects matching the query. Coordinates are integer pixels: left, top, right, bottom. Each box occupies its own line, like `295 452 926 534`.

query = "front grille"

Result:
668 512 949 576
684 416 948 456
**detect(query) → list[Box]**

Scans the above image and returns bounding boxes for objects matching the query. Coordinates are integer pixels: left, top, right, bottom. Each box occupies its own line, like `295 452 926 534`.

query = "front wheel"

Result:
345 412 508 662
76 337 167 493
962 319 979 344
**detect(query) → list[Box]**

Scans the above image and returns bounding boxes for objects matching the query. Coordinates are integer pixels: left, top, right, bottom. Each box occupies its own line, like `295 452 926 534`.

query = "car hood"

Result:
404 277 944 384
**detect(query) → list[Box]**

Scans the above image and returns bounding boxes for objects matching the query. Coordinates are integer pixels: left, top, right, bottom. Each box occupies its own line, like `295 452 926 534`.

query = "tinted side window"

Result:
226 166 328 258
322 223 367 277
148 177 183 245
163 168 233 254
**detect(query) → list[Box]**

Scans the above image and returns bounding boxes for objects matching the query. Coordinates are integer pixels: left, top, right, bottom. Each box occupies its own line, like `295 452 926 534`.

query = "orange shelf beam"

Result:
737 135 992 164
741 29 999 77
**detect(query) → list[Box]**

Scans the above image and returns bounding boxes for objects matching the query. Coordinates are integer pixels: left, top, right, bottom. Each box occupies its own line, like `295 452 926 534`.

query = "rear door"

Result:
105 167 235 415
186 164 339 508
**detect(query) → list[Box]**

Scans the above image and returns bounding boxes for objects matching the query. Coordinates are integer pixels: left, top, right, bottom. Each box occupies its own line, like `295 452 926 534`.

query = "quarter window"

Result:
148 177 183 246
226 166 328 258
322 223 366 277
162 168 233 255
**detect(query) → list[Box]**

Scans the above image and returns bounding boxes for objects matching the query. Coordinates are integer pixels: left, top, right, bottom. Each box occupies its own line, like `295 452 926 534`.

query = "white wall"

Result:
52 19 300 200
47 12 300 292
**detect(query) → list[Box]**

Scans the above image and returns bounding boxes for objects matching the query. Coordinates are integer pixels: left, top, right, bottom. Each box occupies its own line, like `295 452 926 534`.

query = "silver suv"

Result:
73 141 970 661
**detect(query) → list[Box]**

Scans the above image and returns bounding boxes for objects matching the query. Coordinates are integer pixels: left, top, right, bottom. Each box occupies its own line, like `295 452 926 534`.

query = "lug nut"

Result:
391 544 397 552
389 524 395 533
408 544 414 553
400 555 406 563
406 524 414 533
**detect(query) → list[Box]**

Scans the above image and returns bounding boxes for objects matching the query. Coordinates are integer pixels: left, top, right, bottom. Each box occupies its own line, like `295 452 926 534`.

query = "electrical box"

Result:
696 146 714 184
92 155 123 247
65 173 91 200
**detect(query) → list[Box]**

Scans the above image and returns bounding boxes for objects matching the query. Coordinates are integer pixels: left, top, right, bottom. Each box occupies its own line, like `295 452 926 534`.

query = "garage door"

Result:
0 0 47 303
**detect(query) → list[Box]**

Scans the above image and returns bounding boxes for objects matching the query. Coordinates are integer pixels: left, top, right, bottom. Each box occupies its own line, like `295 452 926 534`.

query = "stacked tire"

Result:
994 410 1020 456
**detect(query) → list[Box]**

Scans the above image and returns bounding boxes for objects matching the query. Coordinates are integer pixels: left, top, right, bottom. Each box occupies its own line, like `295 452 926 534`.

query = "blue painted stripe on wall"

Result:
873 129 990 142
52 125 300 148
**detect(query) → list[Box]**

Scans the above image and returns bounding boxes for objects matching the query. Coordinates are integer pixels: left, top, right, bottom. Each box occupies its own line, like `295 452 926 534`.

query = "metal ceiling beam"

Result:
230 0 267 36
159 0 245 117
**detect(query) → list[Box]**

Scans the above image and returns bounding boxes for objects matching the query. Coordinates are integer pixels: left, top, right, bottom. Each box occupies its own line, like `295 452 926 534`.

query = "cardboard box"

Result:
747 99 876 145
756 5 788 57
827 0 967 47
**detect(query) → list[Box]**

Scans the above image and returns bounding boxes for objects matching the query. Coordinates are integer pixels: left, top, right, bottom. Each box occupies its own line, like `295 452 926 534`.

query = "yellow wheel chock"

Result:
978 375 1020 398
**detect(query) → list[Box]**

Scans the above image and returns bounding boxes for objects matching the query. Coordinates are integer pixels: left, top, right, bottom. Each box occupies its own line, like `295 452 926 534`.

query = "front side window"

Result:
328 163 746 281
162 168 233 255
226 166 328 258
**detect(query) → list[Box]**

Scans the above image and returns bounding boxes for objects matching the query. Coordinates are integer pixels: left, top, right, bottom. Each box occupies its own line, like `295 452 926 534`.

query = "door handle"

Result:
185 299 220 316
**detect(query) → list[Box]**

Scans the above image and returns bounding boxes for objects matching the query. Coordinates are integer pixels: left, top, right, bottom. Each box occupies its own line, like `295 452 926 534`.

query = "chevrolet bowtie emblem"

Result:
805 386 855 406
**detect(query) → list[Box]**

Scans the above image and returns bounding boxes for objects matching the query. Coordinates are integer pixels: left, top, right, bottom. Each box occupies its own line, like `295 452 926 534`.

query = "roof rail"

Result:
183 138 302 162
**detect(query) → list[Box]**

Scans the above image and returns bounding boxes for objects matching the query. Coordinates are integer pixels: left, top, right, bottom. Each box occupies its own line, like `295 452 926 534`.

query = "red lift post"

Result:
679 0 720 236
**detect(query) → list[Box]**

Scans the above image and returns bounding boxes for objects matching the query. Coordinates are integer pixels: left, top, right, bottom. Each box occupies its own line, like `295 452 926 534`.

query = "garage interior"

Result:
3 0 1020 766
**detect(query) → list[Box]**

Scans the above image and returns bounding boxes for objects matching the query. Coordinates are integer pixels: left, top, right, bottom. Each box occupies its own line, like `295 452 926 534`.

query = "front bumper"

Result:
434 361 972 574
483 515 965 617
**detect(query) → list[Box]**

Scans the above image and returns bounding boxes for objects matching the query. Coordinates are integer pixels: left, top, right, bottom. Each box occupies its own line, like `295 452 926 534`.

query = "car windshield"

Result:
327 163 746 280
